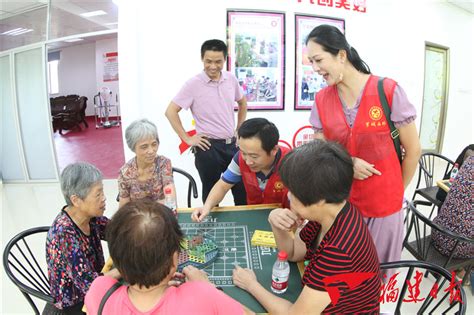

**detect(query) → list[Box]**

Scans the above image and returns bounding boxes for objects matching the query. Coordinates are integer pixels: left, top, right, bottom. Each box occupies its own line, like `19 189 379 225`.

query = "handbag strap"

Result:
377 77 403 163
98 282 122 315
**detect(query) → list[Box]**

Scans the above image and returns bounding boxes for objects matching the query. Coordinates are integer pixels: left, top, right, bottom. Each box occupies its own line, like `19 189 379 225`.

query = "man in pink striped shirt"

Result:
166 39 247 205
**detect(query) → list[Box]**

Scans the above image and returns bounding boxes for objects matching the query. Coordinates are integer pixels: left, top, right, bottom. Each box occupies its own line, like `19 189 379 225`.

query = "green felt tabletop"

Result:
178 206 303 313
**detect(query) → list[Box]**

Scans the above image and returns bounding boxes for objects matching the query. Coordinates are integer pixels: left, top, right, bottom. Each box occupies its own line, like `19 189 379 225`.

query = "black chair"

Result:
172 167 198 208
380 260 466 314
115 167 198 208
412 152 455 209
404 201 473 285
3 226 54 315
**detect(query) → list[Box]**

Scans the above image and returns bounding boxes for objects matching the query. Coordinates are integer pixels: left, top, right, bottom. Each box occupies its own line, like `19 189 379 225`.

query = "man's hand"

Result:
183 265 209 282
232 266 258 292
191 207 211 222
186 134 211 151
352 157 382 180
268 208 299 231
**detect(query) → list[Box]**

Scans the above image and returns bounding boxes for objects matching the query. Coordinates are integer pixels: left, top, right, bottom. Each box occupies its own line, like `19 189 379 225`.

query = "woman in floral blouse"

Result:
118 118 176 208
45 162 120 314
432 154 473 259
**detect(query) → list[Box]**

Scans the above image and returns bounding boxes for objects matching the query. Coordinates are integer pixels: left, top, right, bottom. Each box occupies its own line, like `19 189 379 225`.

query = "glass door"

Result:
419 44 449 153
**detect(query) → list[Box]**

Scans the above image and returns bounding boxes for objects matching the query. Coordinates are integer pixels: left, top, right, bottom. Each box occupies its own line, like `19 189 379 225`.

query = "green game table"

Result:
178 204 304 313
99 204 304 314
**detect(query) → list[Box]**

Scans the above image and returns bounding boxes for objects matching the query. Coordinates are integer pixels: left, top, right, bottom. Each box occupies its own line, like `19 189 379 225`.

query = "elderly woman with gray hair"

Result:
45 162 119 314
118 118 176 208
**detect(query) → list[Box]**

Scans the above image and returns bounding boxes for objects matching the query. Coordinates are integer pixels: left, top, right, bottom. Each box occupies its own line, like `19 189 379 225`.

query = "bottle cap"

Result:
277 250 288 260
164 187 172 194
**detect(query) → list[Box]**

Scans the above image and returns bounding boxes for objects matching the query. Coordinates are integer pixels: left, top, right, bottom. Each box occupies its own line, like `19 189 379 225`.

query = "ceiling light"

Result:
80 10 107 17
64 38 84 43
2 28 24 35
2 28 34 36
10 29 33 36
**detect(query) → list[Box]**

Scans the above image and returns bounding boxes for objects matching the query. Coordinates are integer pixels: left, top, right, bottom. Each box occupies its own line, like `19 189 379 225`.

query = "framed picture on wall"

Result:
227 10 285 110
294 15 345 110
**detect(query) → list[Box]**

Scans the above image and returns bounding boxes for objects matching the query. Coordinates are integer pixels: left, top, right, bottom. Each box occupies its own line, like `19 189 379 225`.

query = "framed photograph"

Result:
227 10 285 110
294 15 345 110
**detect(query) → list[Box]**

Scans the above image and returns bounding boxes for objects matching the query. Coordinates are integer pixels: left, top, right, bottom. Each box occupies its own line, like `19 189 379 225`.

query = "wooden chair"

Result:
50 95 88 134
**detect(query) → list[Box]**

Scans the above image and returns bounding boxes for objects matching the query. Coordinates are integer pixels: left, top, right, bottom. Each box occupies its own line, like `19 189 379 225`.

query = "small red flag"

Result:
179 130 197 154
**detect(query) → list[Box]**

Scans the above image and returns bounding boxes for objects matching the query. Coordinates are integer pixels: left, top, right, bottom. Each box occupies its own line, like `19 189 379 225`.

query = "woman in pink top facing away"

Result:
85 199 252 315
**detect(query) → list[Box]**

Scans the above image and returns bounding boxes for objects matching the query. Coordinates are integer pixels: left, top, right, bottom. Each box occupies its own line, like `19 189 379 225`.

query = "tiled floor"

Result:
1 178 472 314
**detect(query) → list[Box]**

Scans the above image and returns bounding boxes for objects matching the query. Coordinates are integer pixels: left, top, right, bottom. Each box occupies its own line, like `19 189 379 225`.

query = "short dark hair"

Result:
237 118 279 154
106 199 183 288
279 140 353 206
201 39 228 59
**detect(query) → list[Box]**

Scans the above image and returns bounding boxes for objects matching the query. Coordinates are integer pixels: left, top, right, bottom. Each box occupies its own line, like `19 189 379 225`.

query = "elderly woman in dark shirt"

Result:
45 162 119 314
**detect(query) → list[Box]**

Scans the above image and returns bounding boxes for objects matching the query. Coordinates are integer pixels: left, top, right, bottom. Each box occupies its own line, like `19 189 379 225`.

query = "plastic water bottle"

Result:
271 250 290 294
163 187 177 217
449 163 460 183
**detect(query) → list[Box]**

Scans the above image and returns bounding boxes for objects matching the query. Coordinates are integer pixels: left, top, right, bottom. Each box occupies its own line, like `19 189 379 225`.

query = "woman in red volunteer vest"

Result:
306 24 421 263
191 118 290 222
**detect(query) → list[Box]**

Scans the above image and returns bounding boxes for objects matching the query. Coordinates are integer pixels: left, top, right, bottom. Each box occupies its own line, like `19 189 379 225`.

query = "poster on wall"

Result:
227 10 285 110
294 15 344 110
103 52 119 82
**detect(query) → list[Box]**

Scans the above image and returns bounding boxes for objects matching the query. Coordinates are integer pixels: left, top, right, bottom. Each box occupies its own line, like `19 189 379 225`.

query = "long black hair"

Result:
306 24 371 74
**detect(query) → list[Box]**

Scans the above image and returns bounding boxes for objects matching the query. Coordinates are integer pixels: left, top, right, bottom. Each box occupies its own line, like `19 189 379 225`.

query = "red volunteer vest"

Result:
239 147 290 208
316 75 403 217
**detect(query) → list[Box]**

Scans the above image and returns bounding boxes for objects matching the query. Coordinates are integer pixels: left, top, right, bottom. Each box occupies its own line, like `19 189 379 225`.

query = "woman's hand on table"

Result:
268 208 298 231
352 157 381 180
232 266 258 292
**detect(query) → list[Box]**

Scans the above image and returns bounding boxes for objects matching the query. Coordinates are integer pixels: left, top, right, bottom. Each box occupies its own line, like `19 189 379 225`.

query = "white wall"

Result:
95 38 120 109
54 38 119 117
119 0 473 205
55 42 97 116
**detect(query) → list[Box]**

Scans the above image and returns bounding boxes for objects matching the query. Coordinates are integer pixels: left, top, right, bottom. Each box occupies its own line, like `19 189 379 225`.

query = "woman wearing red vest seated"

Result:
306 25 421 263
192 118 290 222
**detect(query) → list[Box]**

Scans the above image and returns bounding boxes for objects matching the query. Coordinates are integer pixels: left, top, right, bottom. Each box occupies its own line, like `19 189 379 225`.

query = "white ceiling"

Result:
0 0 472 52
0 0 118 51
447 0 474 13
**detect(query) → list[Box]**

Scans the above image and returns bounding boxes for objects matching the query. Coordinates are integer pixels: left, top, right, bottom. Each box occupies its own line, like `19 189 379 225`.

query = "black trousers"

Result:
194 140 247 205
